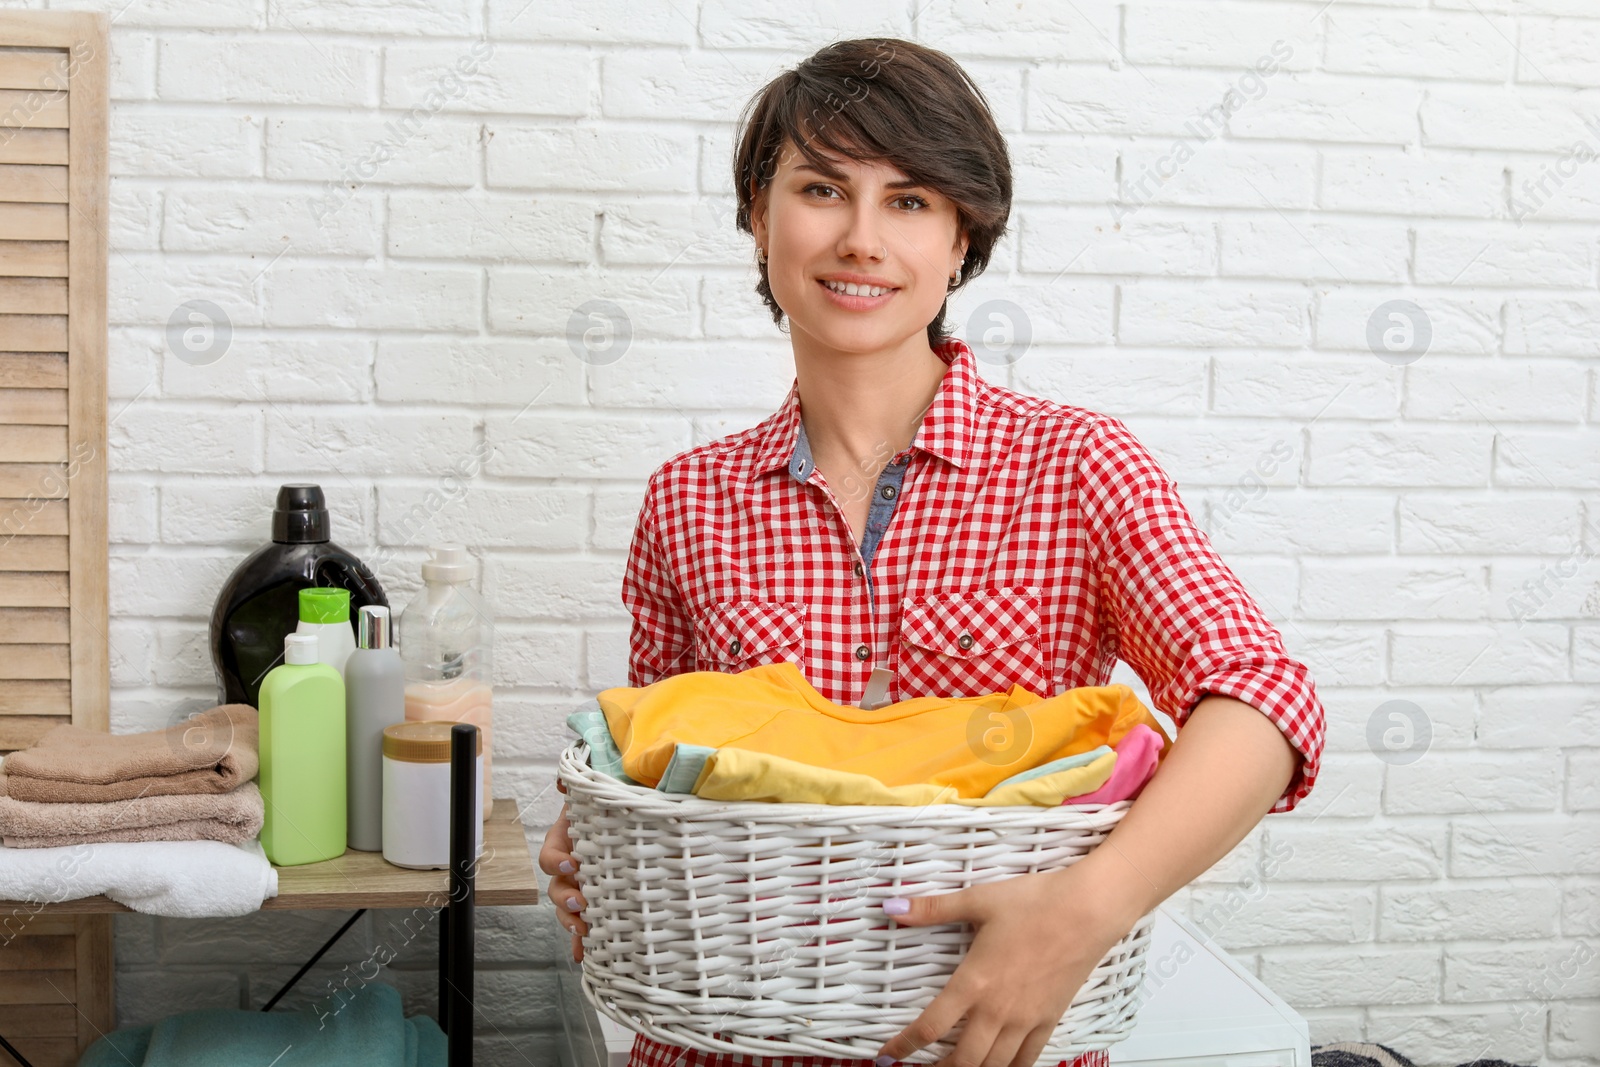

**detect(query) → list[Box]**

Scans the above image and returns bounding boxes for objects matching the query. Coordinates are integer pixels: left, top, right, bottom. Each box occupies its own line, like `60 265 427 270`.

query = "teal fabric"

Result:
566 701 642 785
77 1025 151 1066
984 745 1113 795
565 699 705 790
77 981 444 1067
657 743 716 793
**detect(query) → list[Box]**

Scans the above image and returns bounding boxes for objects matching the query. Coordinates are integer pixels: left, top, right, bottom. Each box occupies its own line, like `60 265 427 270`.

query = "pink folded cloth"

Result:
1062 723 1165 805
1 704 258 803
0 776 264 849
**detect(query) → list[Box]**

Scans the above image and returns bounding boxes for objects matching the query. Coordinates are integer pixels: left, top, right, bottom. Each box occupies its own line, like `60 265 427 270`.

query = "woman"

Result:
541 37 1326 1067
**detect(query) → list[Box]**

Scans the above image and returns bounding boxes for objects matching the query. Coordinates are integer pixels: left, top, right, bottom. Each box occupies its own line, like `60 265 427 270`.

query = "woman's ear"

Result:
750 185 769 249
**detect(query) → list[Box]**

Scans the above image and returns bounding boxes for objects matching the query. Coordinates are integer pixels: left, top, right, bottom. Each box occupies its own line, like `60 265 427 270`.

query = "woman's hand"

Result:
870 862 1137 1067
536 778 587 963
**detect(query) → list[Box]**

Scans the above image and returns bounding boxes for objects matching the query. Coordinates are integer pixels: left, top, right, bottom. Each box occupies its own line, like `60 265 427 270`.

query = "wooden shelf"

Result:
268 799 539 910
0 798 540 915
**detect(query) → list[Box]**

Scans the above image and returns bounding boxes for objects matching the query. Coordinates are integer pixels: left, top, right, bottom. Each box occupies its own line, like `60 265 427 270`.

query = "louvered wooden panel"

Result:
0 12 112 1067
0 14 108 751
0 916 111 1067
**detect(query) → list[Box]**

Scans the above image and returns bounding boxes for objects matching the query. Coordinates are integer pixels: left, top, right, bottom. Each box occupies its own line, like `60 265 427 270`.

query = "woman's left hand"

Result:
870 862 1137 1067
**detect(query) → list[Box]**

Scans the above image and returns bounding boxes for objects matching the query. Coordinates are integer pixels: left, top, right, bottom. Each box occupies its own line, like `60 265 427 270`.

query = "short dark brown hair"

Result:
732 38 1013 350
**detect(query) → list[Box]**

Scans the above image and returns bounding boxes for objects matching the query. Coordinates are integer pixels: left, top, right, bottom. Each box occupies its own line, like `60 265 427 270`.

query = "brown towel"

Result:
0 776 264 848
1 704 258 803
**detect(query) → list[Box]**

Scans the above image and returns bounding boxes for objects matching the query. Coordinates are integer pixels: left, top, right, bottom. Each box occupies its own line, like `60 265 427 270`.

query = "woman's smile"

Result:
817 276 899 310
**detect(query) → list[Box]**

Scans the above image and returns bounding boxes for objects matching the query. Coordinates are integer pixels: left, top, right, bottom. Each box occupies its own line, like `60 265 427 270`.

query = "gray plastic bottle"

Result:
344 604 405 851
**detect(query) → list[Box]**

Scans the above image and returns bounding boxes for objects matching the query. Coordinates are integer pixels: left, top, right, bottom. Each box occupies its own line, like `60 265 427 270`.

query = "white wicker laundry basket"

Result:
557 738 1156 1063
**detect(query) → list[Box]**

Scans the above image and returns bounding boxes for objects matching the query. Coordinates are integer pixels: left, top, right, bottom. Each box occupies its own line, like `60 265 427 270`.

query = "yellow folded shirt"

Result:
692 745 1118 807
597 661 1168 799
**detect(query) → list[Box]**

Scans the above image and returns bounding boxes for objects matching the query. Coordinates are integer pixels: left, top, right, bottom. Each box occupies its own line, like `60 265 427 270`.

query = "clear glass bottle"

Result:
398 544 494 820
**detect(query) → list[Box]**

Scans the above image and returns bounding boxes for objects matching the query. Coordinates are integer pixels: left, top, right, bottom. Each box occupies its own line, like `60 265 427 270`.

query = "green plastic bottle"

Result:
259 632 347 866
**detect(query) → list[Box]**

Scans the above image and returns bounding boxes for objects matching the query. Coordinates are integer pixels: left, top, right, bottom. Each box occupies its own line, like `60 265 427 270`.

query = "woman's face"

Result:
752 139 967 356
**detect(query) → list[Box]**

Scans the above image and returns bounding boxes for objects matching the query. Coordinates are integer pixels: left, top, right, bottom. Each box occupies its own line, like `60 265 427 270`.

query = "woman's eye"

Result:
802 185 927 211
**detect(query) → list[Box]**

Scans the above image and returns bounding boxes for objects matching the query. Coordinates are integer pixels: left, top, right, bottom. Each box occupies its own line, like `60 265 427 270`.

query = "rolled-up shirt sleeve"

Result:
1080 415 1326 813
621 478 694 688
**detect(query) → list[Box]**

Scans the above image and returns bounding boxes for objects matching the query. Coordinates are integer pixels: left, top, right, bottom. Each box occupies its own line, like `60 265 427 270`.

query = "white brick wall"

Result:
34 0 1599 1062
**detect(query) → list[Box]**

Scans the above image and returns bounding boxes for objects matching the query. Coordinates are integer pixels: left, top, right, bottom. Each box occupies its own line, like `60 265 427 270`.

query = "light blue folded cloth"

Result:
566 700 644 785
77 980 444 1066
657 743 717 793
984 745 1113 795
565 699 712 791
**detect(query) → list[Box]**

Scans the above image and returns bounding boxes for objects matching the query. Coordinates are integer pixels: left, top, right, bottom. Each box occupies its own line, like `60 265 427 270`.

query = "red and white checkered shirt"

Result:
620 336 1326 1067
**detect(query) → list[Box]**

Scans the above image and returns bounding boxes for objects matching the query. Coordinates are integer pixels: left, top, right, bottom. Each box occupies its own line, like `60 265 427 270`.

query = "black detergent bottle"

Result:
210 484 389 708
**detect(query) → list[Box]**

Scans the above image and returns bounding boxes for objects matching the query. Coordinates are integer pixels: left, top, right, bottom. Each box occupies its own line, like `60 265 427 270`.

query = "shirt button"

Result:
957 633 974 650
853 561 864 577
729 639 742 656
880 485 897 500
854 644 871 661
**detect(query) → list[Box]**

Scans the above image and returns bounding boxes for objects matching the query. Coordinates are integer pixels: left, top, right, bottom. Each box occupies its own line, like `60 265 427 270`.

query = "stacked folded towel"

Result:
0 838 277 917
79 980 442 1066
0 704 264 848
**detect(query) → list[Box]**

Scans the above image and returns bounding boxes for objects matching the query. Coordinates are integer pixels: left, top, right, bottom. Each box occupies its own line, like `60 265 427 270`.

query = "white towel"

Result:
0 838 278 917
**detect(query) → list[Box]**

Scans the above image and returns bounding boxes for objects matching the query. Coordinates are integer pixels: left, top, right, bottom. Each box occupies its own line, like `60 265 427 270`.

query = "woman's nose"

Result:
837 201 888 261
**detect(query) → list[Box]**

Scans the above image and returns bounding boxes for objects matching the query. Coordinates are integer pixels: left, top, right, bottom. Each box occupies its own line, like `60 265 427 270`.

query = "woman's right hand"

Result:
538 779 587 963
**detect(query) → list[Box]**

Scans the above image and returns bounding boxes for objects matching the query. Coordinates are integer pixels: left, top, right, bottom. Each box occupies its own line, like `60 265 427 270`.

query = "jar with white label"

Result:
381 720 483 869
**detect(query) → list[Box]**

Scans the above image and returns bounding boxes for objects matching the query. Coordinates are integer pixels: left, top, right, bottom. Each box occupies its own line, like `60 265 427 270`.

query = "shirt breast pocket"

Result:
693 600 809 676
896 587 1051 699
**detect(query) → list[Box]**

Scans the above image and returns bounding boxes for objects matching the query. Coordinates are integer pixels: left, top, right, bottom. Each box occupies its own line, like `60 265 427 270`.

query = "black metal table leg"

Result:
446 723 477 1067
261 908 366 1012
0 1029 35 1067
438 903 451 1035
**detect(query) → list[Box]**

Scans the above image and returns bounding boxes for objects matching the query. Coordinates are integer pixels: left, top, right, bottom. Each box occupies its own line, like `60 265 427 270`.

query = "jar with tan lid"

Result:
382 720 483 869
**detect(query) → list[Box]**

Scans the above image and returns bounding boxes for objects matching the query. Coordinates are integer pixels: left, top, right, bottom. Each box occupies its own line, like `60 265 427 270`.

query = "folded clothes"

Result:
567 703 642 786
690 745 1118 807
985 744 1115 792
648 740 1118 806
0 776 264 848
1063 723 1166 806
78 980 443 1067
1 704 258 803
0 838 277 917
592 662 1170 803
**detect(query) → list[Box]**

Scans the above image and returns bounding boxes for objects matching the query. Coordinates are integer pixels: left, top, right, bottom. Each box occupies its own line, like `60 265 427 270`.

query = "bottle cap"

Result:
421 544 475 584
357 604 391 649
284 632 319 665
382 720 481 763
299 587 350 624
271 484 331 544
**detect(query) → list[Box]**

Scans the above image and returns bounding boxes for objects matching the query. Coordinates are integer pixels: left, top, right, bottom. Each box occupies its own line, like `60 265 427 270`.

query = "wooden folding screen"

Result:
0 11 113 1066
